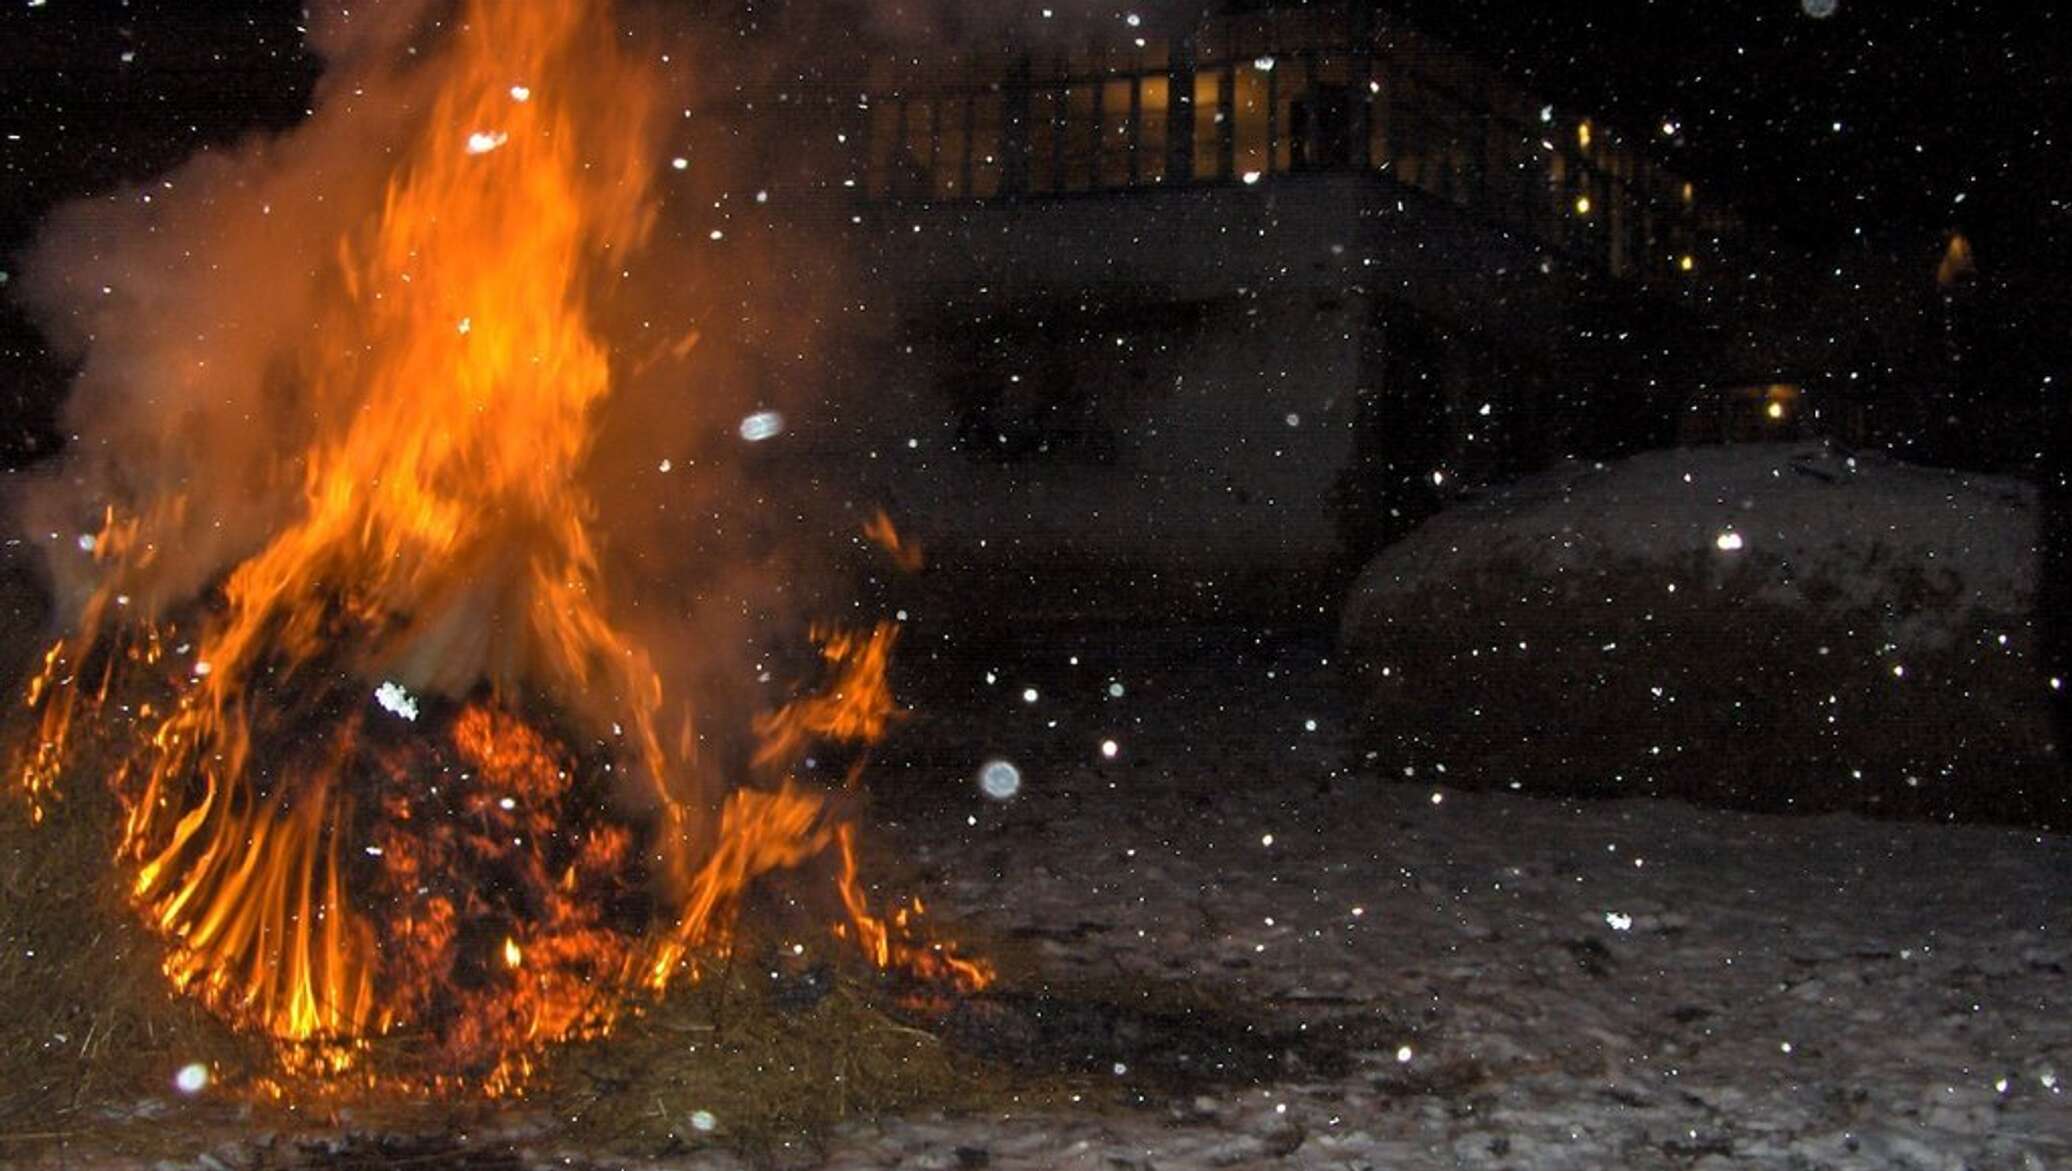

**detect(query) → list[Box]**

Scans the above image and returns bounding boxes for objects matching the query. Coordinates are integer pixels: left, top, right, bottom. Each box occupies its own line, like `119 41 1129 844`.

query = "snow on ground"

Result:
1347 441 2036 652
1337 442 2060 824
712 623 2068 1171
19 625 2071 1171
13 452 2068 1168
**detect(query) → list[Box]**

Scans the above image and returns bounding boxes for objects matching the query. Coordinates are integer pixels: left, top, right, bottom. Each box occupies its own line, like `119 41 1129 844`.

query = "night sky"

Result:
1 0 2065 462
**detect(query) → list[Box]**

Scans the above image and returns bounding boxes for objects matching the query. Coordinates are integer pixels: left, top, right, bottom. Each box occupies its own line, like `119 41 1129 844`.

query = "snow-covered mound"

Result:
1342 442 2064 825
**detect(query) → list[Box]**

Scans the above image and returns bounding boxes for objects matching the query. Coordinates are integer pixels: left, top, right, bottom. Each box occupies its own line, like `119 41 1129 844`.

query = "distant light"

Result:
1574 194 1592 216
738 410 784 442
174 1063 209 1095
465 130 508 155
1678 254 1696 273
978 758 1022 800
1715 531 1744 552
1766 401 1786 420
1576 120 1592 149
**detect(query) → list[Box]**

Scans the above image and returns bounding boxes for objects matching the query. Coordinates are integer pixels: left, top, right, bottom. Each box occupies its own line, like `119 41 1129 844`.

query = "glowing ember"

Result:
10 0 985 1096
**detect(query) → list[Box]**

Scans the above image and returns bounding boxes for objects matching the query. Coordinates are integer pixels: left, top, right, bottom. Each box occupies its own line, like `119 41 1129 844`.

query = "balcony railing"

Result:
826 5 1742 284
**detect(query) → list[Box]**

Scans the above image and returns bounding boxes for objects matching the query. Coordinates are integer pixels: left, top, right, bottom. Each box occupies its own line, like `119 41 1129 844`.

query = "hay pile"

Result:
0 779 1022 1165
0 569 1020 1167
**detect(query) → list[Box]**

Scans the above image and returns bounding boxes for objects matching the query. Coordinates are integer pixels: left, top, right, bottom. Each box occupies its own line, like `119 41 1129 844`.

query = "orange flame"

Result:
10 0 984 1094
864 509 926 572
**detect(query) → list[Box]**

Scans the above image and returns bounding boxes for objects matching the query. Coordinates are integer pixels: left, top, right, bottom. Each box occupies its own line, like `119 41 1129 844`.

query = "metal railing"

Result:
839 6 1743 284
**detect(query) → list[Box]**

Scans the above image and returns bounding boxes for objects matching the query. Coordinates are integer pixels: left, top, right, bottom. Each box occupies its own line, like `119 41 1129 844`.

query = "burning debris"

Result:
6 0 984 1102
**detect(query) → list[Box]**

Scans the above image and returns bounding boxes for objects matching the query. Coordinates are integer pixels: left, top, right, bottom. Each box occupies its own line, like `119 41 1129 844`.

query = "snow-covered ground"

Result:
12 446 2069 1169
15 624 2070 1171
1338 442 2060 824
630 617 2066 1171
1346 441 2036 654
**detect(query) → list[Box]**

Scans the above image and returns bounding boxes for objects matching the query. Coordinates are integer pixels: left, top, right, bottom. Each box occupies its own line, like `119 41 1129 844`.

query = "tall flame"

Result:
11 0 985 1093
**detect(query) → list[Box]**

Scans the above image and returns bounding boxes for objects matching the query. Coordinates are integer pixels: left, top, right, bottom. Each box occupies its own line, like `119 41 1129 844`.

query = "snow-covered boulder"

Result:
1341 442 2065 825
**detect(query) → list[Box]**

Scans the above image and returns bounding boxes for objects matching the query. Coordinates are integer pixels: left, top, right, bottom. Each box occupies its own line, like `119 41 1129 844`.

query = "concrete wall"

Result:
787 172 1720 612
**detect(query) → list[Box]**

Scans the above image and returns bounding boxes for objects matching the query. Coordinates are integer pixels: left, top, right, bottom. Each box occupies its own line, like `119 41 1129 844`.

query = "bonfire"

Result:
7 0 984 1105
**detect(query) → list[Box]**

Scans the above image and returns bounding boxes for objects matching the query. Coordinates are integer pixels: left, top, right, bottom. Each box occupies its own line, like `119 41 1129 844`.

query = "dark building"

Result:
745 3 1829 610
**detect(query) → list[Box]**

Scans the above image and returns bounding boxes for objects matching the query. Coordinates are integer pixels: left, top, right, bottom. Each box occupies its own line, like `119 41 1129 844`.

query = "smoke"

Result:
7 0 863 777
13 3 439 616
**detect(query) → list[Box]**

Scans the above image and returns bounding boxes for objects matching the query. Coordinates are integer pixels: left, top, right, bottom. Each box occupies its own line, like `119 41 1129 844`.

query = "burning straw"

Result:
2 0 990 1146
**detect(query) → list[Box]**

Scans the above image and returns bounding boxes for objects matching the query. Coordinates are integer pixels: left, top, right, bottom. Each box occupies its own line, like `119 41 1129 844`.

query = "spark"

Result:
374 681 420 721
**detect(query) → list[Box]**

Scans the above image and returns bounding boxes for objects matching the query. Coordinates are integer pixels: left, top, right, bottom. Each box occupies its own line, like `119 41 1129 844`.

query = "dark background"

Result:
2 0 2066 466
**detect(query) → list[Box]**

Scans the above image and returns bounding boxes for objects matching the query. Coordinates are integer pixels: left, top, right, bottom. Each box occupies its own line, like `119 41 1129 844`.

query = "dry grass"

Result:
549 966 1004 1165
0 681 1038 1169
0 782 273 1156
0 788 1038 1166
0 561 1105 1167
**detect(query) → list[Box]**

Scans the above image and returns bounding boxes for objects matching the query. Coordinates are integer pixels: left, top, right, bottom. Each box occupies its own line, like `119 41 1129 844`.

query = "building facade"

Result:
752 4 1814 613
